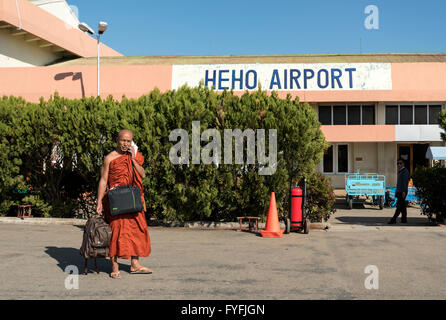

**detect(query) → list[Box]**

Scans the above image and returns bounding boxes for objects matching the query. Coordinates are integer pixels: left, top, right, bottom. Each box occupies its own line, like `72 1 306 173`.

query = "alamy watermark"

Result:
364 5 379 30
169 121 277 175
364 265 379 290
64 265 79 290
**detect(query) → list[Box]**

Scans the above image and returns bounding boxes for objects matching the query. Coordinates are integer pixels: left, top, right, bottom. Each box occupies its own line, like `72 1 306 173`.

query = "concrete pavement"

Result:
329 203 439 230
0 205 445 300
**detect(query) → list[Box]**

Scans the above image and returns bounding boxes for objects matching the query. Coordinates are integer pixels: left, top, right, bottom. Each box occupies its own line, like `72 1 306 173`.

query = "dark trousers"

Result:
392 192 407 222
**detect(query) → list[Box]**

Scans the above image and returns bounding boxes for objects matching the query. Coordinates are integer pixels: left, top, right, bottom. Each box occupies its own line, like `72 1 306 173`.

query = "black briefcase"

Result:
107 158 144 216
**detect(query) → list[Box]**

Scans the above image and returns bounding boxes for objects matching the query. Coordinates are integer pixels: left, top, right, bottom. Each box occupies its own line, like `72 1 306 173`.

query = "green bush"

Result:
439 110 446 142
20 195 52 217
305 173 336 222
0 87 330 221
412 165 446 222
0 96 28 216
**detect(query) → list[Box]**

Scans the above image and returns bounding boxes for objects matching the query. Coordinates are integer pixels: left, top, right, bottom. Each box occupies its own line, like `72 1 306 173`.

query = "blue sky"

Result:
69 0 446 56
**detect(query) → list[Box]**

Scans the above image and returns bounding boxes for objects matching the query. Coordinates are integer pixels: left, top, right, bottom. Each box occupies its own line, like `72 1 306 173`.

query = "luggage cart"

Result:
345 171 386 210
386 185 421 208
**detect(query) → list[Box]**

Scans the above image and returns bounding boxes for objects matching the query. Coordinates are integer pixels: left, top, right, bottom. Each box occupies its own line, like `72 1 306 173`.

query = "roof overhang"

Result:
0 20 78 59
0 0 122 59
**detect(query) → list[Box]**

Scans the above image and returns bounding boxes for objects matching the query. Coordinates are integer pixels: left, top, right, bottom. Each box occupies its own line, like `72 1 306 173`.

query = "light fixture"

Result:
78 21 109 97
78 22 94 35
98 21 108 35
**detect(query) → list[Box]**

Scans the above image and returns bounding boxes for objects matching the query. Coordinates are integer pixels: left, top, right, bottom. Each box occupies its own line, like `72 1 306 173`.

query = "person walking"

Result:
388 159 410 224
96 129 152 279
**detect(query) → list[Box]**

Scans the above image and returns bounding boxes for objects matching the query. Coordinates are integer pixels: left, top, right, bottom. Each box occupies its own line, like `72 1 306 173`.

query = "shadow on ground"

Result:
333 216 433 227
334 202 385 210
44 246 130 274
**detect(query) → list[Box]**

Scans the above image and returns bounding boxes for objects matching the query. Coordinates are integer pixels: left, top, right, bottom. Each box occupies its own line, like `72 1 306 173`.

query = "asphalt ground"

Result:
0 204 445 300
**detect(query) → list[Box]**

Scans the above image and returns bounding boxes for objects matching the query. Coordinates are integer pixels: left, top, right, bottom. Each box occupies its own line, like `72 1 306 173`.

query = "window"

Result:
323 145 334 173
337 145 349 173
429 105 441 124
385 104 443 125
323 144 349 173
319 104 375 125
333 106 346 125
362 105 375 125
400 105 413 125
348 106 360 125
415 105 427 124
319 106 331 125
386 105 398 124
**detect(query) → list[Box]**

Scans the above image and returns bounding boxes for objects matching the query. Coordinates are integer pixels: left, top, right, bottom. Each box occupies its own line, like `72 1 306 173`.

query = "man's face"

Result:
117 132 133 153
397 161 403 169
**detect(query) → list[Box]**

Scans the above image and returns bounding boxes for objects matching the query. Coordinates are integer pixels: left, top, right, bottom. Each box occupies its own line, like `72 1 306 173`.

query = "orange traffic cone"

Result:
260 192 284 238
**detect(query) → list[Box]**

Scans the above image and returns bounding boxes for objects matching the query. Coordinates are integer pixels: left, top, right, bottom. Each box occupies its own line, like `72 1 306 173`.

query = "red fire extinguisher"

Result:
285 178 310 234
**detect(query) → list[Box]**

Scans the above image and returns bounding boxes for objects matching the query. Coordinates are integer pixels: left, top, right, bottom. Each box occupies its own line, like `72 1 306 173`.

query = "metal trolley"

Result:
345 171 386 210
385 185 421 207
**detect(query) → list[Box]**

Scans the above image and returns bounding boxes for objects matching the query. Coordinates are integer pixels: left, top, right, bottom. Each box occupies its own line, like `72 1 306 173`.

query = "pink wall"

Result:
0 62 445 103
321 125 395 142
0 65 172 102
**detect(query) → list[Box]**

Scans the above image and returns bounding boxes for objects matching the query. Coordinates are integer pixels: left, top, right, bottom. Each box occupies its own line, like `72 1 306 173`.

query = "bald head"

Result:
118 129 133 140
116 129 134 154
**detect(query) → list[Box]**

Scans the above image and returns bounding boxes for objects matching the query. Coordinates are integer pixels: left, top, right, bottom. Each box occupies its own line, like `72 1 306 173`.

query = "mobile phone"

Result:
131 141 138 154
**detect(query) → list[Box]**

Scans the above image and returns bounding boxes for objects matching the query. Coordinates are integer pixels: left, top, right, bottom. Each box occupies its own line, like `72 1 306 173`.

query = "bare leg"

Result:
110 256 121 278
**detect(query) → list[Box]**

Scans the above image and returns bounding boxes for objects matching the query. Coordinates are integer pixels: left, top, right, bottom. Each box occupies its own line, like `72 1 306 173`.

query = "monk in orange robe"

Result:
96 129 151 279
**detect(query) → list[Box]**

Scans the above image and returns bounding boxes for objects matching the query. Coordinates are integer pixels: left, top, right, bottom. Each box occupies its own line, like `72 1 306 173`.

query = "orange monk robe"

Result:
103 153 151 259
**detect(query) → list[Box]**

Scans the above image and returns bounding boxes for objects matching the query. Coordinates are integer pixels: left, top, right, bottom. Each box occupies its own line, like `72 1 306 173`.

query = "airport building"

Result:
1 0 445 188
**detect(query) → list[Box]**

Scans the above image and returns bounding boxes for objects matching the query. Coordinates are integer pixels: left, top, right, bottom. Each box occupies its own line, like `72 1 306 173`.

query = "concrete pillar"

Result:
377 102 385 125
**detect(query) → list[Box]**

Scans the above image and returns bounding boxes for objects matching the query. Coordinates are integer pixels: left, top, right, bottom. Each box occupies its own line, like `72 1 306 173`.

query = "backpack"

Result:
80 215 112 274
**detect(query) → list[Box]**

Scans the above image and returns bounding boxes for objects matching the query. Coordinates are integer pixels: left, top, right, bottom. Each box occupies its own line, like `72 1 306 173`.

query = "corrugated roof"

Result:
53 53 446 66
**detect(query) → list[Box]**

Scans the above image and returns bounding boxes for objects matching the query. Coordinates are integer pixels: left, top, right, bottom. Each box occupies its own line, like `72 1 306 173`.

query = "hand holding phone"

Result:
130 141 138 158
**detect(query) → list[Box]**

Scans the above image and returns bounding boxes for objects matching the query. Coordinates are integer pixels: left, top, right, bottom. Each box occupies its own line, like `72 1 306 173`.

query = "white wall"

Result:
29 0 80 29
318 142 399 188
352 142 377 173
395 125 444 142
0 28 62 67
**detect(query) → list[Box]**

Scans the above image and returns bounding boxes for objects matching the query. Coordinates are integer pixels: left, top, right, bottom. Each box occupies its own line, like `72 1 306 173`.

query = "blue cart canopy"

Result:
425 146 446 160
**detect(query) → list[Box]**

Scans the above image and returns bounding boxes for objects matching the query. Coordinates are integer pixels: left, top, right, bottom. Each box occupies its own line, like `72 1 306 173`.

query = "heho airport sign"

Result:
172 63 392 91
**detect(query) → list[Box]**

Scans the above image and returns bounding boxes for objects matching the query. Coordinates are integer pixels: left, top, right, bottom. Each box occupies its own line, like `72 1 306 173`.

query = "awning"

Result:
425 146 446 160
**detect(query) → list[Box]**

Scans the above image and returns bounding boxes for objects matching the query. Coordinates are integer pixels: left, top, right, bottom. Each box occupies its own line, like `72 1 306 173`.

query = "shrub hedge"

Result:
0 86 332 222
412 109 446 222
412 165 446 222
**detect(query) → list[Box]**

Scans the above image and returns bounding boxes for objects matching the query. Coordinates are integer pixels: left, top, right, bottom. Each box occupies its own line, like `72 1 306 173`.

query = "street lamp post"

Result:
78 21 108 97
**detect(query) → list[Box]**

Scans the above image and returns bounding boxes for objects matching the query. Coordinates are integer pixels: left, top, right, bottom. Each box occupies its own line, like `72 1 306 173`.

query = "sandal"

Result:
110 271 121 279
130 266 152 274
